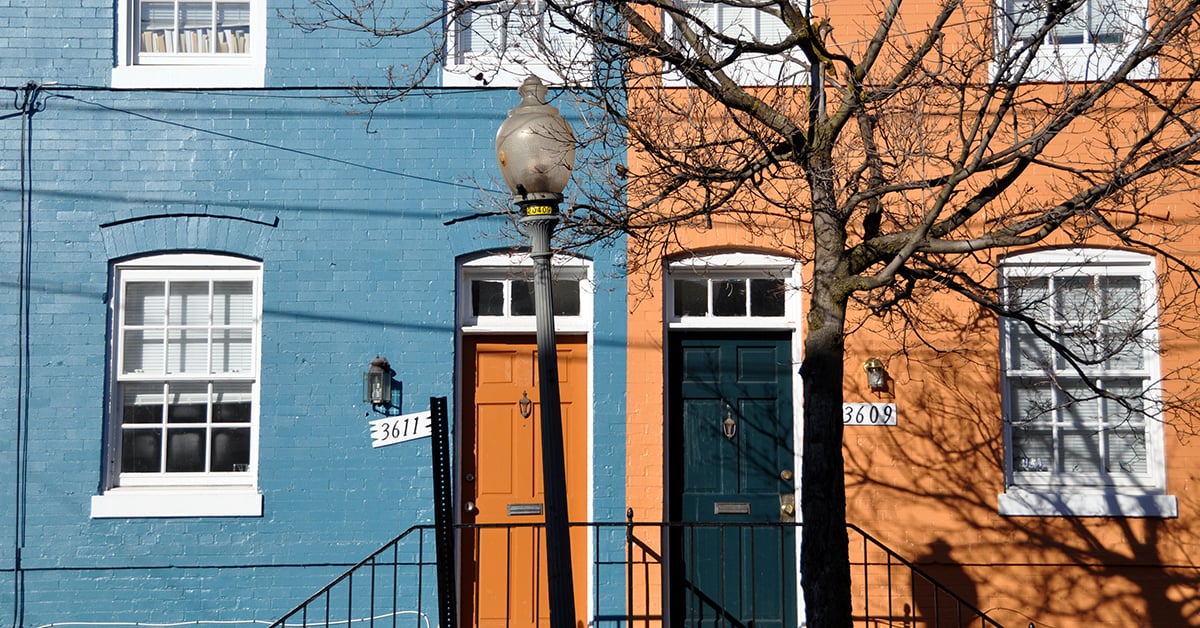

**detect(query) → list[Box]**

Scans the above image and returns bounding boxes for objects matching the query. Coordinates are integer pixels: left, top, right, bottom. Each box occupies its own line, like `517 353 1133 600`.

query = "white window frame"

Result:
992 0 1155 82
667 253 801 330
92 253 263 518
443 0 592 88
997 248 1176 517
662 1 810 87
459 253 593 333
113 0 267 89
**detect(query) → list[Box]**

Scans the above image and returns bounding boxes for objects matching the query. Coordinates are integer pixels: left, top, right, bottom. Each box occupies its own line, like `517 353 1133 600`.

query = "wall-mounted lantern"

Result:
363 356 393 406
863 357 889 393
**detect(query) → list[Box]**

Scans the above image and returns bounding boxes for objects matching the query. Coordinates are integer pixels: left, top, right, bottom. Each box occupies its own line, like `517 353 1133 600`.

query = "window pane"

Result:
552 279 581 316
168 329 209 374
512 280 535 316
216 2 251 53
169 281 209 325
674 279 708 317
125 281 165 326
1013 425 1053 473
165 428 206 472
1011 380 1054 426
122 429 162 472
123 329 165 374
123 382 165 424
1102 273 1141 318
1108 423 1147 474
212 427 251 471
180 3 215 53
472 280 505 316
214 281 254 325
167 382 209 423
1091 0 1125 43
1010 321 1052 371
213 328 253 373
712 279 746 317
1061 381 1100 428
213 382 252 423
140 2 177 53
1061 429 1103 474
749 278 785 316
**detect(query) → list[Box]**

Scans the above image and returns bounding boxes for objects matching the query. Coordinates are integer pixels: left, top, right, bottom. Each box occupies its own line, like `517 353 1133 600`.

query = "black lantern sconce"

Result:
863 357 889 394
363 356 393 408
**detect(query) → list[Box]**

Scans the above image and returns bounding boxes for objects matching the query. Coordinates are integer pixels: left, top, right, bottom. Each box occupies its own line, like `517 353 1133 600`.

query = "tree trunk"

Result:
800 270 852 627
800 148 853 626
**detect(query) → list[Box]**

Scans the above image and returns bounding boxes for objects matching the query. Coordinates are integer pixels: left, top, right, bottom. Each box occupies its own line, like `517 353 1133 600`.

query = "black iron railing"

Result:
270 519 1007 628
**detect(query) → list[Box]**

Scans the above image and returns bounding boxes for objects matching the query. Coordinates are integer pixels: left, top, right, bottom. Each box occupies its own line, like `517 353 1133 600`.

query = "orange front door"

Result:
460 335 588 628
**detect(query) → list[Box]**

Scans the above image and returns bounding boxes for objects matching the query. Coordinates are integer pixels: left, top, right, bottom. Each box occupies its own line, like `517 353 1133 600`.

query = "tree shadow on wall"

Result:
842 300 1200 628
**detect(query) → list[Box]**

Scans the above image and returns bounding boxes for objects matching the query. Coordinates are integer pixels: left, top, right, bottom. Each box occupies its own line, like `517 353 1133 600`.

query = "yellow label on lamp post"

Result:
524 205 555 216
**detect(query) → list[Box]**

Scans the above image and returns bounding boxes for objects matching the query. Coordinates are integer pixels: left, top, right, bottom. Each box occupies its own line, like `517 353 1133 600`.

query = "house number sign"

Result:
369 410 433 448
842 402 897 426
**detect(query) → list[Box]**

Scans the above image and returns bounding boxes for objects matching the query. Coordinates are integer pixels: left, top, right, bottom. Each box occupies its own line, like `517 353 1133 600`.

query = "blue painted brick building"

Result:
0 2 627 626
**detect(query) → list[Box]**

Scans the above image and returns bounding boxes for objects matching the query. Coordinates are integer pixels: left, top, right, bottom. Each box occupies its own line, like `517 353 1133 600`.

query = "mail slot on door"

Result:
508 503 544 516
713 502 752 515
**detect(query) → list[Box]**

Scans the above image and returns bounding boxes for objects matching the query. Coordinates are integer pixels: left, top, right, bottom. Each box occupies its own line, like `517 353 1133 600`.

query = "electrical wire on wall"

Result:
11 80 46 628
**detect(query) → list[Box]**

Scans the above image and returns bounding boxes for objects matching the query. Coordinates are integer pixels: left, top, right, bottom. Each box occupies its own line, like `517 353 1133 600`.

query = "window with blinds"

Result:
1000 249 1162 491
994 0 1153 81
443 0 592 87
112 255 261 484
662 1 806 86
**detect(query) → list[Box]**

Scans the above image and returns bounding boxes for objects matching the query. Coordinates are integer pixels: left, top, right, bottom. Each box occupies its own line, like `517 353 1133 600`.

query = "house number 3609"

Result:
842 403 897 426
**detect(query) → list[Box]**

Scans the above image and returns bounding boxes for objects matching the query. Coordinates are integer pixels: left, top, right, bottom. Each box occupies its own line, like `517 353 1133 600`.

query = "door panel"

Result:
461 335 588 628
670 332 797 628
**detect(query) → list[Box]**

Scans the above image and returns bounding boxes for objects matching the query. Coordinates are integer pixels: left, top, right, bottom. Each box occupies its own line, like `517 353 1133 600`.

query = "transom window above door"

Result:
459 253 592 332
667 253 800 329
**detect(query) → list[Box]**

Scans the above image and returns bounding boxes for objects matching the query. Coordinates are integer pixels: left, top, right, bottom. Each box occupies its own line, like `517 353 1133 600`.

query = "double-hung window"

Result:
113 0 267 88
995 0 1153 81
998 249 1175 517
92 254 263 518
444 0 592 87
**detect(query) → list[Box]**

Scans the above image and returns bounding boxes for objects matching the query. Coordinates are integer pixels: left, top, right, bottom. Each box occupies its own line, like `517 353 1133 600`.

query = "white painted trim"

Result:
998 487 1177 517
458 253 593 333
112 0 267 89
998 248 1173 513
663 251 806 626
91 487 263 518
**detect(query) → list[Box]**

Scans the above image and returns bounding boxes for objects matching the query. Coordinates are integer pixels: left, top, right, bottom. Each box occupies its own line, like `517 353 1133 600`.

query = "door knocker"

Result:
722 411 737 440
518 391 533 418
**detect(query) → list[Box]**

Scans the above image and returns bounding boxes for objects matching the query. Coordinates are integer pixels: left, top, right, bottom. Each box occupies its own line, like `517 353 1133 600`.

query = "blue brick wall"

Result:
0 1 628 626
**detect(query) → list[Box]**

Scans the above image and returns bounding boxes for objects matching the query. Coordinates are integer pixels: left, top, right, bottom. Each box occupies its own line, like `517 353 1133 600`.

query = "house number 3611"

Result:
842 403 897 426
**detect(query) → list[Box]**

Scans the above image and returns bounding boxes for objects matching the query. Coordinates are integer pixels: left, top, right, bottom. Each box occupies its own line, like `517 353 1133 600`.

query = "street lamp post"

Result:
495 75 577 628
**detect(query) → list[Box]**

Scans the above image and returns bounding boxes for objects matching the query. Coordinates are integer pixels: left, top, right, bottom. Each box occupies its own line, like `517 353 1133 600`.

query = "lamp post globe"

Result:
495 75 577 628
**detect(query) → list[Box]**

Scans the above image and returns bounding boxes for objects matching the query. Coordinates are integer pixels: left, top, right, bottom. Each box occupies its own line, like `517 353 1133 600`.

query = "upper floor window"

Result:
994 0 1154 81
92 253 263 518
113 0 267 88
664 1 807 86
998 249 1175 517
443 0 592 87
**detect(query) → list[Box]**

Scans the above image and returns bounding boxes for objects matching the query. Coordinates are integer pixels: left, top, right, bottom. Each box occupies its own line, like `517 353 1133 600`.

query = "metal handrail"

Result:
270 520 1009 628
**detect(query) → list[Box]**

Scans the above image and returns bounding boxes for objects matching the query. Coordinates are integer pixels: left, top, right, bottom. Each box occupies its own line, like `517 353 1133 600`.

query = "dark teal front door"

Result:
669 332 797 628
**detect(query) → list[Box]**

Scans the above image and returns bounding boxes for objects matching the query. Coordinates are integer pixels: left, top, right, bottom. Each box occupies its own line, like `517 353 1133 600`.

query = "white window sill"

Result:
91 487 263 518
442 62 590 88
991 46 1158 83
998 487 1177 518
112 64 265 89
